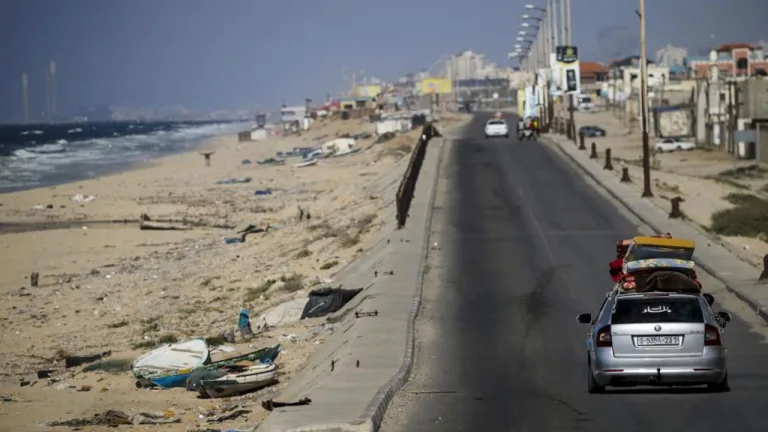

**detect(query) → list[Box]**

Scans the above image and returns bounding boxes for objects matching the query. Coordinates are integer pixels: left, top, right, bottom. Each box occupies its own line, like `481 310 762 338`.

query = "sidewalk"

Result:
570 111 768 269
544 130 768 321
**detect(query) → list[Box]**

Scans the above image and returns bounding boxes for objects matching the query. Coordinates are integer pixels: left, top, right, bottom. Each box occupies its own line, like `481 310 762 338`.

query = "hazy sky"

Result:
0 0 764 119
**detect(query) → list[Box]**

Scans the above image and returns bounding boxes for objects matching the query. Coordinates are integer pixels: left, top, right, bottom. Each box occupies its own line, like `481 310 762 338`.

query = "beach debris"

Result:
293 158 318 168
224 224 269 244
1 394 17 403
297 206 311 221
261 397 312 412
43 409 180 427
30 271 39 287
200 151 215 167
254 189 273 196
139 221 191 231
206 407 250 422
36 369 56 379
71 193 96 203
300 287 364 319
257 157 285 166
216 177 252 185
241 159 252 165
65 350 112 368
238 308 253 338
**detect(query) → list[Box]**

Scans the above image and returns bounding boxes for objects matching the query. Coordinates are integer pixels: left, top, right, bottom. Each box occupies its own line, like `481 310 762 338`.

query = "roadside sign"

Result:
735 129 756 142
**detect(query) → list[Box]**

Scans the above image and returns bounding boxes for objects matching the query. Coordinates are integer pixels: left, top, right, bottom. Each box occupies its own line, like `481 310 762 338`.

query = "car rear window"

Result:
611 297 704 324
488 120 505 125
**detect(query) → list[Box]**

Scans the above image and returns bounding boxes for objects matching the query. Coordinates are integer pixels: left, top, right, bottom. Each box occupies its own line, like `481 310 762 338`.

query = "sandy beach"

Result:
0 114 460 431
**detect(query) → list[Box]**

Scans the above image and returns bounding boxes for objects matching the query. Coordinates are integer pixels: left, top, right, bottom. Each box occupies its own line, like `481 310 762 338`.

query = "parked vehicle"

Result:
578 125 606 137
485 119 509 139
655 138 695 152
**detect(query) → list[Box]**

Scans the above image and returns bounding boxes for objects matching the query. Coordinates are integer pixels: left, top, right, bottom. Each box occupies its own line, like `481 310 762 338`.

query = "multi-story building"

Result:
443 50 506 81
688 43 768 78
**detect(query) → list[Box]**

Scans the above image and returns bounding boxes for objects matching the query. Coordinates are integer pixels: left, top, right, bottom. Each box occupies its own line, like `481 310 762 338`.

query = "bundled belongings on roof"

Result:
634 270 702 293
617 258 700 292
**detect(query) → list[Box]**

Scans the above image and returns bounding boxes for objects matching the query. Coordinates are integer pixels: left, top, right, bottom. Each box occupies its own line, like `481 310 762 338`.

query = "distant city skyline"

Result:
1 0 764 122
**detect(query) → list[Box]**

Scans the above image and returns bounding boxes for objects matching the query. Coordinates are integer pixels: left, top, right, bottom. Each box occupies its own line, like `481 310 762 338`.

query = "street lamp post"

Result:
637 0 652 197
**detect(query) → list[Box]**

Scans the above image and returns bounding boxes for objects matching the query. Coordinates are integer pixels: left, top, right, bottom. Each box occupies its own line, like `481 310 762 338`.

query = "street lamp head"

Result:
521 22 530 27
518 30 527 35
525 4 534 9
522 14 530 19
516 37 524 41
514 44 522 48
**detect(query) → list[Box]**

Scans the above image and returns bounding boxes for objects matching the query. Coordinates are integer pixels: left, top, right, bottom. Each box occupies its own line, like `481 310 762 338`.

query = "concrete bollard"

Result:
590 142 598 159
579 134 586 150
566 121 572 140
30 272 39 288
620 166 631 182
604 148 614 170
760 254 768 282
200 151 215 167
669 196 685 219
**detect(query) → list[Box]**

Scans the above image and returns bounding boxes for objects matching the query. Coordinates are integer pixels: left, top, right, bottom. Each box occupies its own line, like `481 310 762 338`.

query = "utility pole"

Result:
551 0 559 47
565 0 572 44
638 0 652 197
22 73 29 123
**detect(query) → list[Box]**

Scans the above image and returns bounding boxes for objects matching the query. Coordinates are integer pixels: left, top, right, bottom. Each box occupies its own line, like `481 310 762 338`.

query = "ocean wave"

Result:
0 121 248 192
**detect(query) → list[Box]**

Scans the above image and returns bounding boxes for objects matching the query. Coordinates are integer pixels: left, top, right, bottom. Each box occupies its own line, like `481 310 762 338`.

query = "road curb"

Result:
543 134 768 323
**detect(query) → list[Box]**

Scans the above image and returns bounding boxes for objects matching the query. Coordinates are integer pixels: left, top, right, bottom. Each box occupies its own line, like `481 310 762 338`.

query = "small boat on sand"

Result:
198 362 278 398
133 342 281 389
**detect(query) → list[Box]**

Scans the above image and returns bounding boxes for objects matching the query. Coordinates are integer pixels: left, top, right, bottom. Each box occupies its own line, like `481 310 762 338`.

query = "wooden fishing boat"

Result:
197 362 278 398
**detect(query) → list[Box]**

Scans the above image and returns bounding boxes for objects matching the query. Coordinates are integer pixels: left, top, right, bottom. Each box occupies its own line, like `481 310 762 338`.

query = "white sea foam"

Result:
0 121 248 192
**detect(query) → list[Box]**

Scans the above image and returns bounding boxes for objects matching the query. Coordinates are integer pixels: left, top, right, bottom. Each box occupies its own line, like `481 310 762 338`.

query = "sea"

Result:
0 120 250 193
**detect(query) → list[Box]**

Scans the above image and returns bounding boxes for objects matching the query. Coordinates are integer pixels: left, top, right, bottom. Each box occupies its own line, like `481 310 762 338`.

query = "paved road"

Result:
381 113 768 432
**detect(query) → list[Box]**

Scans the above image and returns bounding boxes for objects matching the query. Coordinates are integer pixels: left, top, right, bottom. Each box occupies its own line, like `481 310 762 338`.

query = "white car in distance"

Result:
484 119 509 139
655 138 696 152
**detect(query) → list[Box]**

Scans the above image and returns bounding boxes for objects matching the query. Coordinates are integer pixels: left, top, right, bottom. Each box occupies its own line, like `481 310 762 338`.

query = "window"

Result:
625 245 693 262
612 297 704 324
488 120 506 125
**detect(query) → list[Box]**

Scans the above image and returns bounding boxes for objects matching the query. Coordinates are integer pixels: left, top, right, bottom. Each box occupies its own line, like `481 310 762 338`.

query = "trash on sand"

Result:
238 308 253 338
43 409 180 427
224 224 269 244
257 158 286 166
241 159 252 165
206 409 251 422
139 221 191 231
216 177 252 185
71 194 96 203
261 397 312 411
254 189 273 196
300 287 364 319
65 350 112 368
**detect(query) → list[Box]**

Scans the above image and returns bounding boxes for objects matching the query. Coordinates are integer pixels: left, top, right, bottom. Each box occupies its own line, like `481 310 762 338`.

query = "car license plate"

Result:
635 336 681 346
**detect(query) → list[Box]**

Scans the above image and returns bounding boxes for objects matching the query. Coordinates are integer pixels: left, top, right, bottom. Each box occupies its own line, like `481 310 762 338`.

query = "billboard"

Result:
556 46 581 94
421 78 453 95
355 84 382 98
549 53 563 97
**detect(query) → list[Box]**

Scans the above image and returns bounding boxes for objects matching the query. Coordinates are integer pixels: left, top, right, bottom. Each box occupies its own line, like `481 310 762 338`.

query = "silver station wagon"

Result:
577 291 732 393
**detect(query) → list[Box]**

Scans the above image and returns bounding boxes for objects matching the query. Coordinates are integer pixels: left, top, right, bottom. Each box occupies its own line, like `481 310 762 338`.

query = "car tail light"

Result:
596 325 612 347
704 324 721 346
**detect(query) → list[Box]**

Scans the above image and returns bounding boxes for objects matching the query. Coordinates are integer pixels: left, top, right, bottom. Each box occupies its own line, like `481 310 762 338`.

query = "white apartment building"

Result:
443 50 504 80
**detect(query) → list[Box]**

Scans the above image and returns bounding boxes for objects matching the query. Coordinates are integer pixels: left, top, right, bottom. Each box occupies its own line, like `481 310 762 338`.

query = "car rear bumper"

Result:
592 348 727 386
485 129 508 136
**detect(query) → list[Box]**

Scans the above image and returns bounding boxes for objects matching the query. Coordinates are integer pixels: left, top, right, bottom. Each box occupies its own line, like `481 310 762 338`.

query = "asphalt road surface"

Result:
380 113 768 432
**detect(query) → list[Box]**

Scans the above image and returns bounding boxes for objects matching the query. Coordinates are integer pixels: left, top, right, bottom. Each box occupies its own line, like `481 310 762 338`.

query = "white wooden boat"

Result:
132 339 209 387
198 362 278 398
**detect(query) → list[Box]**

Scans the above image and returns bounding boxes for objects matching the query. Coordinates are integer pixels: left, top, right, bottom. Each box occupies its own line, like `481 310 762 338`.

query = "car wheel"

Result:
676 145 682 151
587 359 605 394
707 373 731 393
485 135 489 139
505 134 509 138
